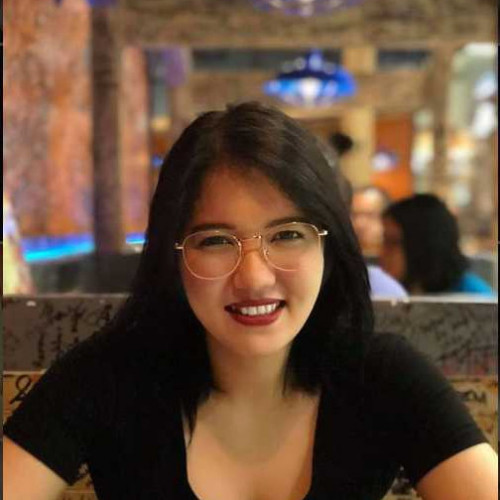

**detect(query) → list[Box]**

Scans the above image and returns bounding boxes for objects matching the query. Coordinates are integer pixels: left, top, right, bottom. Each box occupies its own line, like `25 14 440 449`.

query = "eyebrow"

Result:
188 216 310 233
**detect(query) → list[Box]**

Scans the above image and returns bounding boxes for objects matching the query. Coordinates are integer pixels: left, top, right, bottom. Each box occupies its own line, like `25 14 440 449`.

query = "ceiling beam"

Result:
120 0 496 48
188 68 430 115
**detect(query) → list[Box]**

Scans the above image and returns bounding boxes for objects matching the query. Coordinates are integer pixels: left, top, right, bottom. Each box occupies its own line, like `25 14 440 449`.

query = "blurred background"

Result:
3 0 498 295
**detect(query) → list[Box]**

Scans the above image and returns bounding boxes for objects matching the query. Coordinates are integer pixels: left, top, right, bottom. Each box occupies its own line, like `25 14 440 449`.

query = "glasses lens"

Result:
183 230 240 279
264 222 321 271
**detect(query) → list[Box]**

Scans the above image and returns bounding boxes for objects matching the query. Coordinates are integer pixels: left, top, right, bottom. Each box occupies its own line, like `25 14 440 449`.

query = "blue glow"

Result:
152 155 164 169
22 233 145 263
24 242 95 263
263 50 357 106
126 233 146 245
54 0 116 5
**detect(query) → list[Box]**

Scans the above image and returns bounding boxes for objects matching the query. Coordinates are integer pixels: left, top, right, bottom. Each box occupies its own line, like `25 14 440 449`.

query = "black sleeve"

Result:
365 334 488 486
3 334 115 485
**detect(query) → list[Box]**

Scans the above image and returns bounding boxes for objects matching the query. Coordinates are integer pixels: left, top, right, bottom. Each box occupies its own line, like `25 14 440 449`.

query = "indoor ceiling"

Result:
118 0 497 48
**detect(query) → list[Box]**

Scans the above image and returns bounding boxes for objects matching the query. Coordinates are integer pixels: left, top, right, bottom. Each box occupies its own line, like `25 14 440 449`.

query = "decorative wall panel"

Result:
3 295 497 499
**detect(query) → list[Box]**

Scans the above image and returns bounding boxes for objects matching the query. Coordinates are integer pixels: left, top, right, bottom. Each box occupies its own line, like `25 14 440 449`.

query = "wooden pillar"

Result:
427 44 456 199
493 129 498 290
493 130 498 250
91 7 124 255
163 47 194 144
340 46 376 187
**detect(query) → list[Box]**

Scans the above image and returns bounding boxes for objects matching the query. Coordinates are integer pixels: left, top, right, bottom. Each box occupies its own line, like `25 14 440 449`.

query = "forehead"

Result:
352 190 385 212
188 167 301 227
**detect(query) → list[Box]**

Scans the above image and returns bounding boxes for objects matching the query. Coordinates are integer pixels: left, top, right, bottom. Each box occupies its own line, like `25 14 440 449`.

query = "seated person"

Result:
367 264 408 299
330 133 392 260
351 185 392 260
323 135 407 299
4 103 496 500
380 193 495 297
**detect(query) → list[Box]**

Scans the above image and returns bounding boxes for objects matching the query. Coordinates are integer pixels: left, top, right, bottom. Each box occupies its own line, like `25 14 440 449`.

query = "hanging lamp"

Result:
263 49 357 106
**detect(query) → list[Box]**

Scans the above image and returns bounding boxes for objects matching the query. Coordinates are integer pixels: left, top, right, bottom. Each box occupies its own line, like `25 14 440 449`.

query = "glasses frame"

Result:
174 221 328 280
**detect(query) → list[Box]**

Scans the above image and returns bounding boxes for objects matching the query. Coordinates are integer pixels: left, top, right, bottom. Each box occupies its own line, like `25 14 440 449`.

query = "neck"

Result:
206 336 291 407
409 282 424 294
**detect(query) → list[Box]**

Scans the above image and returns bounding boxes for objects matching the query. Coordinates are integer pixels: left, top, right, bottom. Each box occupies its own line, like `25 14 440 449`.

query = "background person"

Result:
380 193 495 296
4 103 497 499
321 135 408 299
329 132 392 260
351 185 392 259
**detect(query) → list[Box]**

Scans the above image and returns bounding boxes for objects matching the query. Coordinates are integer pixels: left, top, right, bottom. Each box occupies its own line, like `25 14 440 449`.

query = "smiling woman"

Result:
178 167 326 362
3 102 497 500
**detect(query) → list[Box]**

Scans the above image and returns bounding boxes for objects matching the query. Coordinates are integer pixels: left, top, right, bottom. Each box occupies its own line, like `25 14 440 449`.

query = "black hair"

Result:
329 132 354 157
316 137 353 208
383 193 468 292
108 102 373 432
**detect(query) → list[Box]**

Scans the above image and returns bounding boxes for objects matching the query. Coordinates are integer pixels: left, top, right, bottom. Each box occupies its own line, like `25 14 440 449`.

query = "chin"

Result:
211 323 298 359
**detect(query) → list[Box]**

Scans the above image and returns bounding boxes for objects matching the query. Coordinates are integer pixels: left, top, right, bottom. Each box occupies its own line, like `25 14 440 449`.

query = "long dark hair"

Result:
107 102 373 431
383 194 468 292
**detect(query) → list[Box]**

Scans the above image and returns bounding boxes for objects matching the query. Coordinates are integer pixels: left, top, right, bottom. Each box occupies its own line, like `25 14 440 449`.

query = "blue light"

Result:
263 50 357 106
126 233 146 245
24 242 95 263
152 155 164 169
54 0 117 6
22 233 146 263
22 235 94 263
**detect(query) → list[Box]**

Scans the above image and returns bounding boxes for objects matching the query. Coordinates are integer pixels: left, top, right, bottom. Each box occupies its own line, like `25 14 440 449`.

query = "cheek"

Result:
180 267 217 313
180 272 230 337
288 256 325 301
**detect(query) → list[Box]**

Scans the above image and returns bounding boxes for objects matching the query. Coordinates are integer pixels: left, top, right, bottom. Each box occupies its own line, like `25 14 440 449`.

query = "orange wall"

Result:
4 0 149 239
372 113 414 201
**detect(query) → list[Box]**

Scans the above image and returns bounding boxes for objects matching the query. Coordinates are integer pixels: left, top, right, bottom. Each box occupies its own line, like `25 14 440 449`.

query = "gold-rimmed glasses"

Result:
175 221 328 280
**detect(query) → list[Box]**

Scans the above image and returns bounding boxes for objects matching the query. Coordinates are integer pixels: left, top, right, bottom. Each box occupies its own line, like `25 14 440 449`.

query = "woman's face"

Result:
380 216 406 283
179 167 325 360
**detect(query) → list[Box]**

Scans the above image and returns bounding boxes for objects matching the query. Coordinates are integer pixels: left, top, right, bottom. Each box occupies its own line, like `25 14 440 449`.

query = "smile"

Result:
225 300 285 326
231 303 278 316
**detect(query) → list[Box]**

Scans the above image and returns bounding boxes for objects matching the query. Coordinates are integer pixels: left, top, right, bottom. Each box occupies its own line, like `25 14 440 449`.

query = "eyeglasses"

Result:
175 221 328 280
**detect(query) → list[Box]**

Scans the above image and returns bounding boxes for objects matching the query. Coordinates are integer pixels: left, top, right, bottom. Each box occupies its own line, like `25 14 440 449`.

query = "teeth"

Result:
234 303 280 316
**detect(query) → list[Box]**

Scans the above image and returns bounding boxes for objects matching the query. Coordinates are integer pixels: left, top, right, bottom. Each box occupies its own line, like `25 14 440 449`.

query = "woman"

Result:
4 102 497 499
380 193 495 296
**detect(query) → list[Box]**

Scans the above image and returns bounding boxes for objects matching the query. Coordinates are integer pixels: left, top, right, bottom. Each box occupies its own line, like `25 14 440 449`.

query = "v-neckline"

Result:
177 391 326 500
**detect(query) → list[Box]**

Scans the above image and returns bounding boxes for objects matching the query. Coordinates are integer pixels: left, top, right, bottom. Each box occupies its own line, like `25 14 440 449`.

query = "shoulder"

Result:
3 331 121 485
363 332 414 372
42 329 120 385
361 334 487 484
367 265 408 298
5 330 120 423
451 271 495 296
361 333 450 407
362 332 457 393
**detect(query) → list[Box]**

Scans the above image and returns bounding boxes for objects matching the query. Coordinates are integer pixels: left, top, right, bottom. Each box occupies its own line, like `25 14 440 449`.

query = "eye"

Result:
197 235 235 248
271 230 304 242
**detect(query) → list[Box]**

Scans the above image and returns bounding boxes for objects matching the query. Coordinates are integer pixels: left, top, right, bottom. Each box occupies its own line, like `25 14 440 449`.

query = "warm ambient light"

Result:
251 0 367 16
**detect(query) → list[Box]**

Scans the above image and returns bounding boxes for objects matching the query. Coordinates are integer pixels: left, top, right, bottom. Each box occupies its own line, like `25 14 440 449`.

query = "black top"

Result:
4 332 486 499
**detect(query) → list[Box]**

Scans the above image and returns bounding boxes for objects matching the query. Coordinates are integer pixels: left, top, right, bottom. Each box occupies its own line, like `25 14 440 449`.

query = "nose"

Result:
232 238 276 291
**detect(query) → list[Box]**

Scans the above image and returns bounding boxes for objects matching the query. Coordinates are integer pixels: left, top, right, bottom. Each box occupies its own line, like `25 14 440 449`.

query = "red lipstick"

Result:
225 299 285 326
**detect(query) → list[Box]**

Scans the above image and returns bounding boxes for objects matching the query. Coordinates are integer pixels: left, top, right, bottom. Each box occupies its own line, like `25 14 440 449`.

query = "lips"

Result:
225 299 285 326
